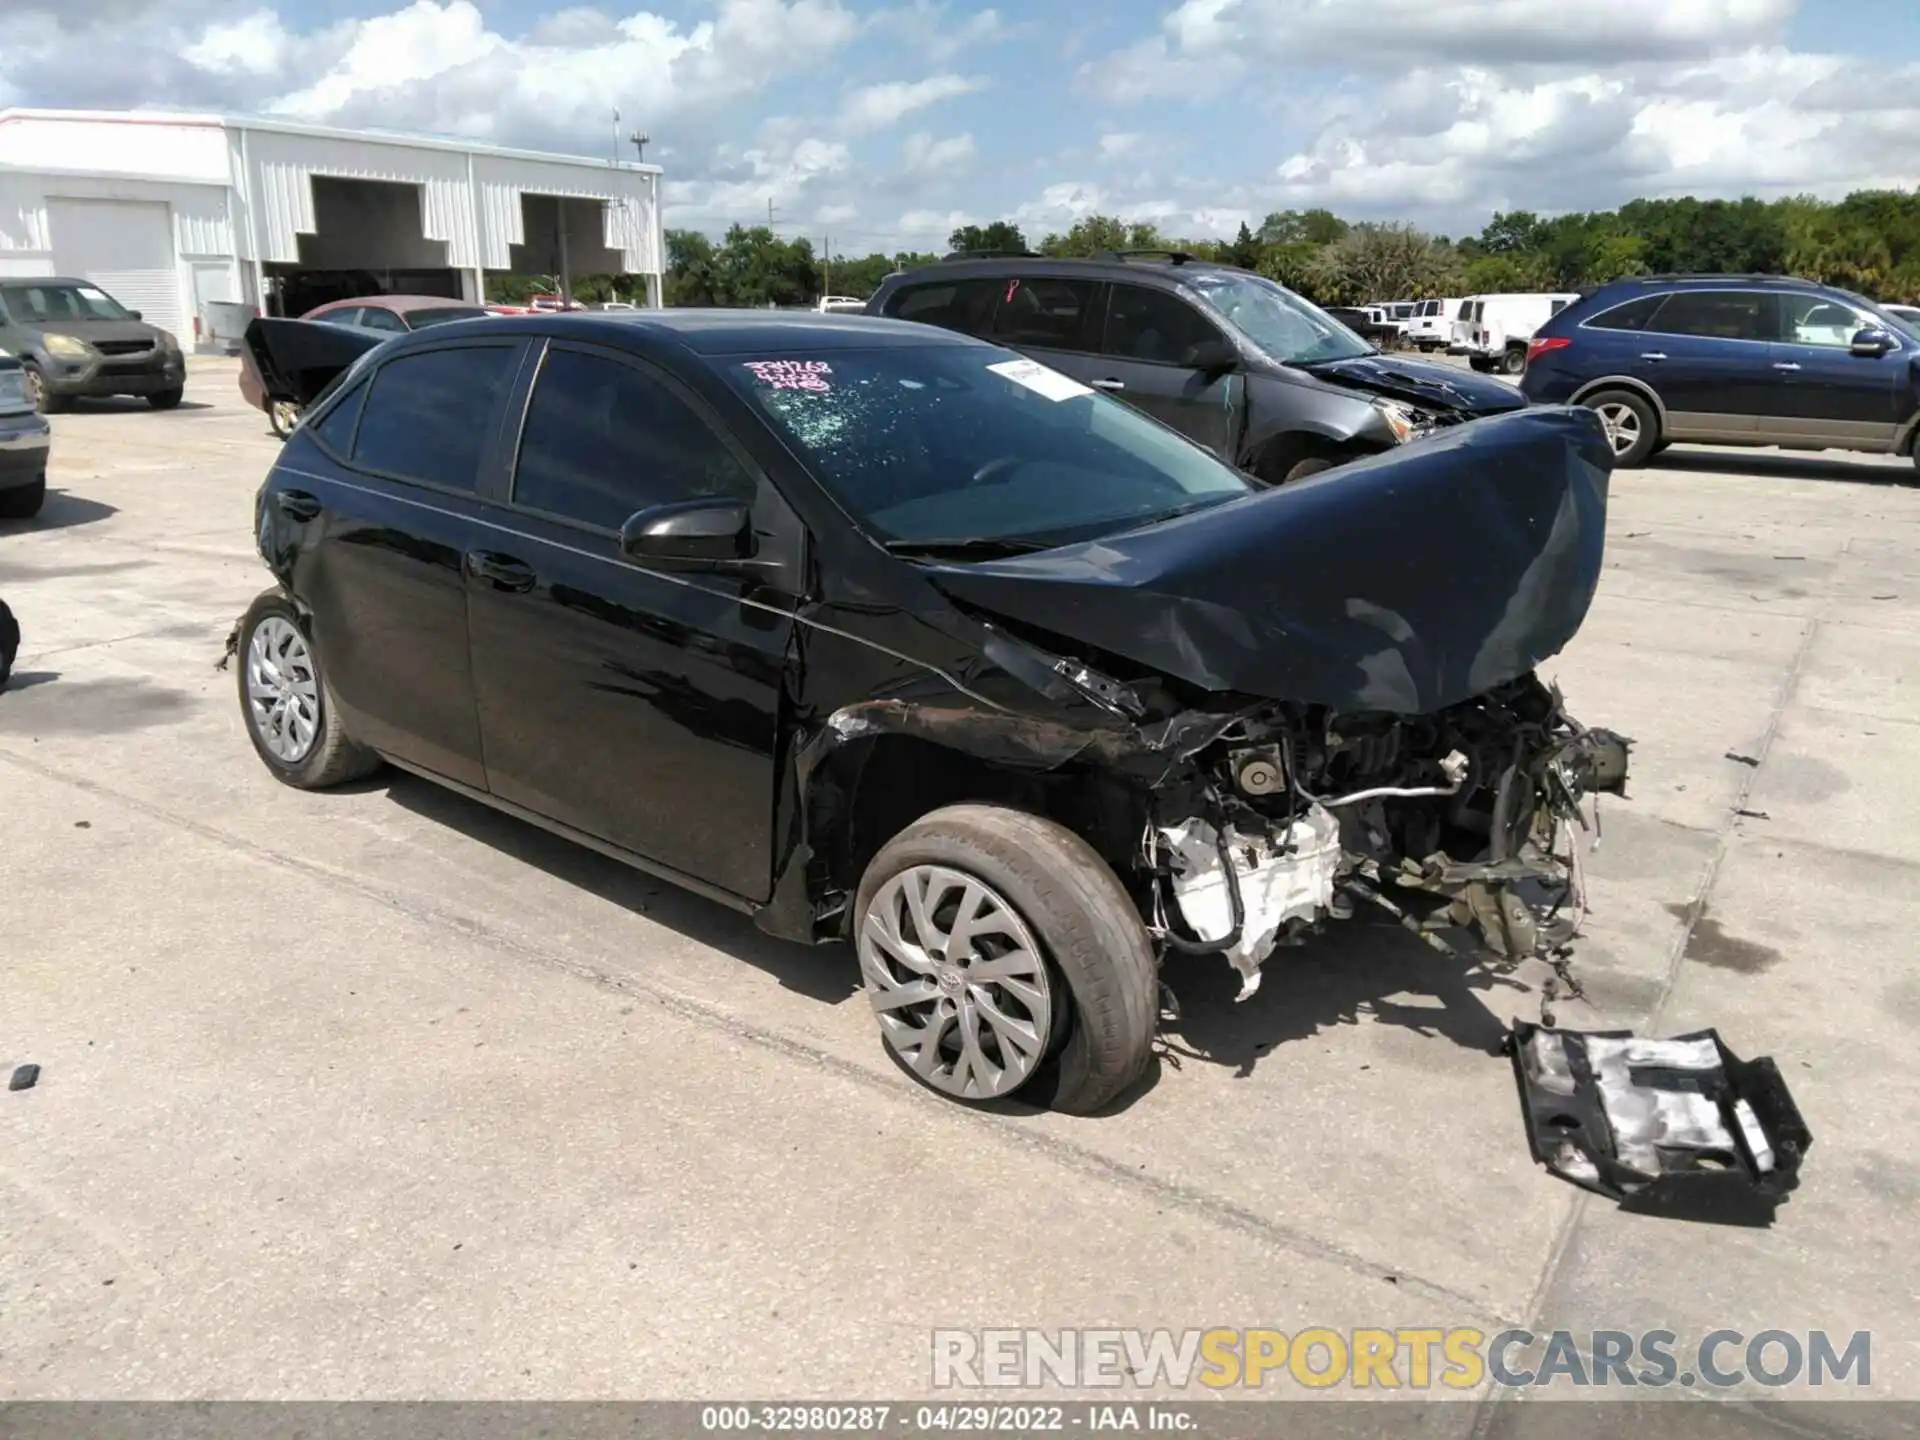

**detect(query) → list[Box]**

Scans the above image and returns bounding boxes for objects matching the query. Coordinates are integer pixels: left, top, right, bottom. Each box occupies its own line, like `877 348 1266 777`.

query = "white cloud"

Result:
837 73 985 133
182 9 291 76
1097 132 1145 160
902 131 976 172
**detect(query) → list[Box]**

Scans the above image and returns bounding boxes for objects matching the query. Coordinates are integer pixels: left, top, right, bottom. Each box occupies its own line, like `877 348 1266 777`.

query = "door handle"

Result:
466 550 537 593
1772 362 1802 372
1091 378 1125 391
1638 352 1668 362
275 490 321 522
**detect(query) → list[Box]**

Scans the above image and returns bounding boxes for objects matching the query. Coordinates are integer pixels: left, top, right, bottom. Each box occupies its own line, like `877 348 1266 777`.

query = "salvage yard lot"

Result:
3 356 1919 1420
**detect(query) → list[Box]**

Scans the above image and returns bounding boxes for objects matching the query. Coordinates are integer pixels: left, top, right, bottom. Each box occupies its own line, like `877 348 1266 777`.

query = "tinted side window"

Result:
512 347 755 530
1103 285 1225 365
352 345 517 490
884 279 1001 336
990 277 1102 351
1780 294 1872 348
309 378 366 455
1647 291 1776 342
315 308 363 329
359 307 408 334
1585 295 1664 331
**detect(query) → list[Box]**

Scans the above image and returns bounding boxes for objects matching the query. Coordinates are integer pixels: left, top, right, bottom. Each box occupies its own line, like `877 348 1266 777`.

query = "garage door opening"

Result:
509 193 623 299
264 176 460 316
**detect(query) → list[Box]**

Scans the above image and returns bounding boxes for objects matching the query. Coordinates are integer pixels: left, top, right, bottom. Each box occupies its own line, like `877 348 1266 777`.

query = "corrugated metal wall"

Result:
241 128 478 267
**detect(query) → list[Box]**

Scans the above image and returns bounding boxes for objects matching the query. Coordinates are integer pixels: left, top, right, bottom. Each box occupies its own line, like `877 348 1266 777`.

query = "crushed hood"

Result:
244 317 385 407
1299 352 1526 415
926 405 1613 715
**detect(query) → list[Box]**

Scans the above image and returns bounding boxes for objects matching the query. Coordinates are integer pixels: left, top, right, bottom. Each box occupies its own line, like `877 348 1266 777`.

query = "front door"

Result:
463 341 797 901
1765 294 1906 450
1091 283 1240 458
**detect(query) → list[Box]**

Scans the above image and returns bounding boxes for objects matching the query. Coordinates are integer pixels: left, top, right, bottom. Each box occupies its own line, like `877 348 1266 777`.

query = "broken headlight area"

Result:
1509 1021 1812 1223
1145 673 1633 1003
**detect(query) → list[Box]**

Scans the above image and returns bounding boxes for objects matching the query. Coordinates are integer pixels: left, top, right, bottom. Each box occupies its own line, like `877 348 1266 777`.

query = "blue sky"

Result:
4 0 1918 255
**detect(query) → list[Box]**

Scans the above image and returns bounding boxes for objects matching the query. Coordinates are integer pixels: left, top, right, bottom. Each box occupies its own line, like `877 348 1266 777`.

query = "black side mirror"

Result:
1851 328 1897 358
1185 336 1240 375
619 499 754 567
128 311 142 322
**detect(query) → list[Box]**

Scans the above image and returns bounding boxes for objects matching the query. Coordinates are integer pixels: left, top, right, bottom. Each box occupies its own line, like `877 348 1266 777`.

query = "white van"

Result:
1402 298 1462 351
1452 293 1580 374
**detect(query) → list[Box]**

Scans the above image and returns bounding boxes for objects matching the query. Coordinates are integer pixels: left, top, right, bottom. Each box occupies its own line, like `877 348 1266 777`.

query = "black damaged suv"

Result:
236 308 1623 1113
868 253 1526 482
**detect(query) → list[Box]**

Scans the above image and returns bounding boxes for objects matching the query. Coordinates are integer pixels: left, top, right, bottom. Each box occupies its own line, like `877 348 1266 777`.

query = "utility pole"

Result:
556 202 572 308
767 196 776 229
823 232 831 300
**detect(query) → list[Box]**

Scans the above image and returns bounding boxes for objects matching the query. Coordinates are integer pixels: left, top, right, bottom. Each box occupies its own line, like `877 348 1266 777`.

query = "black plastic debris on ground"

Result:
1507 1021 1811 1225
9 1063 40 1092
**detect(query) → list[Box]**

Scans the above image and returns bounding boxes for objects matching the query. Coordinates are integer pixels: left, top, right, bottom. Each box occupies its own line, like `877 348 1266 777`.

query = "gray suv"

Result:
0 277 187 412
867 253 1526 482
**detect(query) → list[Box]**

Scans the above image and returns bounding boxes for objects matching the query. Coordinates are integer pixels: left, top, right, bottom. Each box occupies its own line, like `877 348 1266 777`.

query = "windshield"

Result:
406 306 490 328
1184 272 1374 364
1 281 135 324
723 345 1255 551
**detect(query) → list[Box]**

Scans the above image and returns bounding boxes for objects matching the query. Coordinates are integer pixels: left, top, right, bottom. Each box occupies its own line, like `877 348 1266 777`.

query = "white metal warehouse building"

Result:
0 108 665 346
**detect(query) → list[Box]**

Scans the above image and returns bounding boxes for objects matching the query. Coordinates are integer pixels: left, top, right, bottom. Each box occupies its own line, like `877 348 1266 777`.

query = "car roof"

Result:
307 294 483 316
884 254 1253 288
374 308 986 358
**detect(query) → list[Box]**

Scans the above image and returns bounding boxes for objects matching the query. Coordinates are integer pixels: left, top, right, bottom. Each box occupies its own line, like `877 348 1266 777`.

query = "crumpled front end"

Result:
1142 673 1631 1001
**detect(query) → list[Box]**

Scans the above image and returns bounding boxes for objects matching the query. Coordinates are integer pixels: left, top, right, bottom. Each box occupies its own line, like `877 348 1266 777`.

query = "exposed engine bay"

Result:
1144 674 1631 1003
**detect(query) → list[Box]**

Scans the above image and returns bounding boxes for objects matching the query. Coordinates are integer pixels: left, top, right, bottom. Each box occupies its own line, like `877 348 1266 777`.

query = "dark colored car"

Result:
0 354 53 519
0 277 187 412
1323 306 1403 350
1521 274 1920 468
233 309 1627 1112
866 254 1525 483
239 294 490 436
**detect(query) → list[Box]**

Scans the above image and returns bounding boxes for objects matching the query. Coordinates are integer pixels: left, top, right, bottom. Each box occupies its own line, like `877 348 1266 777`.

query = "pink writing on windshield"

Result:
745 360 833 391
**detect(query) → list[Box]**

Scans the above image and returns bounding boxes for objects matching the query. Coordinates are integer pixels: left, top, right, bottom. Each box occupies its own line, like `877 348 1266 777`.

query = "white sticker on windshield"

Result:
986 358 1091 402
77 285 110 302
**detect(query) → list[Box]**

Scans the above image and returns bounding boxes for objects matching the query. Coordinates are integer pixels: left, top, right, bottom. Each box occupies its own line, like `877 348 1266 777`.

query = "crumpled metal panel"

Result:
924 406 1615 714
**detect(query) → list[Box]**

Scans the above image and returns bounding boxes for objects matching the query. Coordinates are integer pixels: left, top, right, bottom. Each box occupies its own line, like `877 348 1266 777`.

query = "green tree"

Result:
1308 222 1459 304
1258 209 1349 247
947 221 1029 255
664 229 724 307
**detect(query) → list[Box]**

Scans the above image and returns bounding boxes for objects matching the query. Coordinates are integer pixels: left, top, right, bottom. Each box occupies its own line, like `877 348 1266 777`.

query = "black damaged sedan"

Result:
236 310 1629 1112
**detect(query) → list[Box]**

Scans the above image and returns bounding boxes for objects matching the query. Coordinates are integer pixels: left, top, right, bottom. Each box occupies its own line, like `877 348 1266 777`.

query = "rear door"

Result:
463 340 799 900
985 275 1107 387
1090 282 1241 457
1766 293 1906 449
286 336 527 787
1633 289 1780 438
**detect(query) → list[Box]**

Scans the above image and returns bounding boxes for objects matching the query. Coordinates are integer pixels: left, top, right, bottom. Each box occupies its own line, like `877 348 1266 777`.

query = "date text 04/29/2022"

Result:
699 1405 1196 1432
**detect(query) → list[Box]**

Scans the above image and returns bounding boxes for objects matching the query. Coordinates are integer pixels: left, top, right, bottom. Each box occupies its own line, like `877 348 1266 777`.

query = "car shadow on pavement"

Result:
60 397 215 414
0 490 118 532
1157 915 1529 1080
1651 449 1915 486
380 769 861 1005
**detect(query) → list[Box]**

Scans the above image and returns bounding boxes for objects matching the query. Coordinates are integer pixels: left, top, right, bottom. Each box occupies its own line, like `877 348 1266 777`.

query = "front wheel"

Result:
148 388 185 411
854 804 1158 1113
1583 389 1660 467
24 363 67 414
235 593 381 789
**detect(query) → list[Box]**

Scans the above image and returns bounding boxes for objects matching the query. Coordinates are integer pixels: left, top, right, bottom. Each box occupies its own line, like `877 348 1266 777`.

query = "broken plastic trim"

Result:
1508 1021 1812 1224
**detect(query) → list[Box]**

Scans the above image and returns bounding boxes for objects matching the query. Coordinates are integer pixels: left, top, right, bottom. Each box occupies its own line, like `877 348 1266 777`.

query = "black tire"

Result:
1581 387 1660 467
24 363 67 414
854 803 1158 1114
147 388 185 410
1468 356 1493 373
234 591 381 790
1500 346 1527 376
1284 456 1337 483
0 473 45 521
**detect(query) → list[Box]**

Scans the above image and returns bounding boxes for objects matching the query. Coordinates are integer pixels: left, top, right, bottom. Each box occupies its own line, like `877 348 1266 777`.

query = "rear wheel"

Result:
854 804 1157 1113
0 473 45 521
1584 388 1659 467
268 400 300 439
1500 346 1527 376
1284 456 1337 483
1469 356 1494 373
235 593 381 790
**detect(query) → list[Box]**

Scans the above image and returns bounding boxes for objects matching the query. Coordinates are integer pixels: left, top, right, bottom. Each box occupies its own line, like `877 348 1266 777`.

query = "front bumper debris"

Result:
1509 1021 1812 1223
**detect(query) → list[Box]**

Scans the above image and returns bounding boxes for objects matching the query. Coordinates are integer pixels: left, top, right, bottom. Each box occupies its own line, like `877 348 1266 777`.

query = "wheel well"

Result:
810 734 1145 933
1246 429 1377 482
1570 377 1667 432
